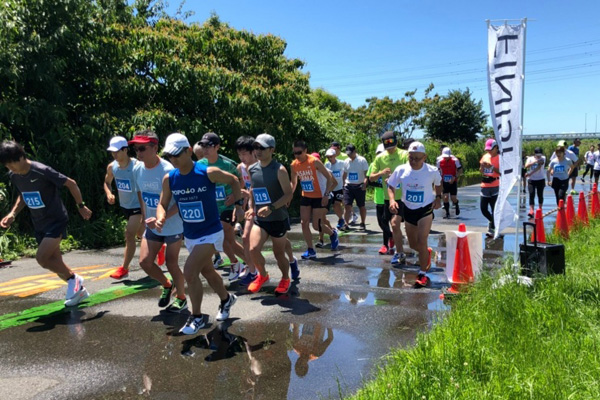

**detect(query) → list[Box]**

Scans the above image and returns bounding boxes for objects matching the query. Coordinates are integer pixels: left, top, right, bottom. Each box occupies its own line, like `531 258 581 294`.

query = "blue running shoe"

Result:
301 248 317 259
391 252 406 266
336 218 345 230
239 271 257 286
330 229 339 251
290 256 300 280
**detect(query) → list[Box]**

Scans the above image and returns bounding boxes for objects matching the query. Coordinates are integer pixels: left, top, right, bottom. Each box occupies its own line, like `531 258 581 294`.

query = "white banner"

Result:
487 21 526 238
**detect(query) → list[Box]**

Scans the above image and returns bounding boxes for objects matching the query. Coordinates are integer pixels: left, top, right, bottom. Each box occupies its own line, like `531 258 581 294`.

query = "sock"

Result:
163 280 172 288
176 294 186 300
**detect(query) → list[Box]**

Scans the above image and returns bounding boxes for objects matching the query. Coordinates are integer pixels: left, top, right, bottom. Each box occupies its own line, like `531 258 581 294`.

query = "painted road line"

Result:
0 277 160 331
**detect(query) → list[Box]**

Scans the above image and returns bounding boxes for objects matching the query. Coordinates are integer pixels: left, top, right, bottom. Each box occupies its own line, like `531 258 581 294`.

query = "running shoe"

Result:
330 230 339 251
301 248 317 259
275 278 291 294
336 218 345 230
290 256 300 280
414 273 431 288
455 202 460 216
158 284 173 307
157 243 166 266
213 253 224 269
378 245 389 255
109 266 129 280
391 252 406 266
239 271 257 286
216 294 237 321
341 224 350 232
180 315 205 335
228 261 243 281
570 190 578 195
248 274 270 293
350 213 358 225
166 297 188 313
388 238 395 255
64 274 89 307
359 223 366 231
581 177 585 183
443 212 450 219
234 222 243 237
315 240 324 248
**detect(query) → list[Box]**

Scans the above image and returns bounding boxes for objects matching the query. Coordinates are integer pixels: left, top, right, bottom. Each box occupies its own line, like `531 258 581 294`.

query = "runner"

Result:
435 147 462 219
130 130 187 312
594 143 600 185
524 147 546 218
246 134 295 293
550 139 580 194
331 141 357 224
387 141 442 287
479 139 501 238
370 131 408 265
342 144 369 231
567 138 581 194
367 144 393 255
0 140 93 306
103 136 145 280
581 144 595 183
547 145 574 205
324 148 345 230
290 140 339 259
197 132 246 281
156 133 242 334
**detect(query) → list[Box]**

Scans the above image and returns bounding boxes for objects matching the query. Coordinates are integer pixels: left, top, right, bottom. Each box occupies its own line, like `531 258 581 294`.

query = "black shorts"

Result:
330 189 343 203
389 199 404 221
300 196 325 209
594 170 600 179
220 209 235 225
569 167 579 179
401 202 434 226
343 184 366 207
121 207 142 220
255 218 290 238
442 181 458 196
34 220 68 245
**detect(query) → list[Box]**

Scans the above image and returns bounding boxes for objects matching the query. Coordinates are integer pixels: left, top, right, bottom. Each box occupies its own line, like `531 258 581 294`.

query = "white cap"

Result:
107 136 128 152
163 133 190 156
376 143 384 154
408 141 426 153
442 147 451 157
325 148 336 157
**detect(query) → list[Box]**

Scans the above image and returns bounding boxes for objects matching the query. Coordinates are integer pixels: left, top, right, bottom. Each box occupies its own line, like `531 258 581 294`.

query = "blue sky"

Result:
169 1 600 136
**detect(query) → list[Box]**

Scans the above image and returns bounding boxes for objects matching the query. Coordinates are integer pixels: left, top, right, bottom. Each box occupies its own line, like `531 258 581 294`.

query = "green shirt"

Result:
367 162 384 205
371 148 408 200
199 154 239 213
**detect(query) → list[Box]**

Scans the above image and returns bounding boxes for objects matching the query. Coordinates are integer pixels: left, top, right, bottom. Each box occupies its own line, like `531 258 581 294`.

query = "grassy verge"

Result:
349 219 600 399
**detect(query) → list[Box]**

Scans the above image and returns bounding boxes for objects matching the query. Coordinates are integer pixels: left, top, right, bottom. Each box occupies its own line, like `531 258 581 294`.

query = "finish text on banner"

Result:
487 21 526 238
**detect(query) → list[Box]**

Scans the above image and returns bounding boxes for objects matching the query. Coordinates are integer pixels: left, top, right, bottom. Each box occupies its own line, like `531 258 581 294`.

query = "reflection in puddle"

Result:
290 323 334 377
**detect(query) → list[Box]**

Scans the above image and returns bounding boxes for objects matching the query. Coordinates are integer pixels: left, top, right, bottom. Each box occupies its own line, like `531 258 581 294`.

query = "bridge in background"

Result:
523 132 600 141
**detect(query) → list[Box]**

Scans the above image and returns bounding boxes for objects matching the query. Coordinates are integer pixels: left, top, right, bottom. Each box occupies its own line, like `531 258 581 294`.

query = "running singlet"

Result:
168 162 222 239
436 156 462 183
371 148 408 200
549 158 573 181
480 153 500 188
525 156 546 181
249 160 289 222
388 163 442 210
9 161 68 231
325 160 344 191
585 151 595 165
199 154 239 213
112 158 141 209
240 163 252 190
134 158 183 236
291 154 327 198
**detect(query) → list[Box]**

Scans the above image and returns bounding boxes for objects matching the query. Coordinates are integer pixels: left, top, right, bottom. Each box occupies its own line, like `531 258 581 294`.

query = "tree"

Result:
422 88 487 143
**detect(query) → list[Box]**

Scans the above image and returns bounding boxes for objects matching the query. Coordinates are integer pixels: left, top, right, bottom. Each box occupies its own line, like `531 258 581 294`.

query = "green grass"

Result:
349 219 600 400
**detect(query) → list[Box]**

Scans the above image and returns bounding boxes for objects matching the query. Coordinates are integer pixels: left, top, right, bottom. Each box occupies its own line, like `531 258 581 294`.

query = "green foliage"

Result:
423 88 488 143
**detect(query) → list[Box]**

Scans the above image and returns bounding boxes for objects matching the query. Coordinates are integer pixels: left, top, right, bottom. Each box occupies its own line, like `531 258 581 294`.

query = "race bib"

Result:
115 178 132 192
554 165 565 173
443 175 453 183
332 170 341 178
179 201 205 223
215 186 226 201
253 187 272 205
142 192 160 209
406 190 424 204
483 167 494 175
348 172 359 182
22 191 45 209
301 180 314 192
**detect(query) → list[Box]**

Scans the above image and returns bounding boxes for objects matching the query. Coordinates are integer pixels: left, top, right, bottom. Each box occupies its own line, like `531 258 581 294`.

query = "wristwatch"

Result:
234 198 244 206
78 202 86 209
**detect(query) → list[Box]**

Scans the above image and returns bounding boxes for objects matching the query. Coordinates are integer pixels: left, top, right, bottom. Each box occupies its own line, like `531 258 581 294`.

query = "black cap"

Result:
403 138 415 150
534 147 543 154
331 141 341 148
381 131 397 149
345 144 356 155
199 132 221 146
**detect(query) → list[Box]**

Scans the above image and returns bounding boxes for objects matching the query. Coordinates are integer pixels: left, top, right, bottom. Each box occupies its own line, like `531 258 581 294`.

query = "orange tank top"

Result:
480 153 500 188
292 155 327 198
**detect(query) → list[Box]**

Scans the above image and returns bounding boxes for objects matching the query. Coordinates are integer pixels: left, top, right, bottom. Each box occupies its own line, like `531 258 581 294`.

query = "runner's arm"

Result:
0 195 25 228
207 166 244 222
156 173 172 231
64 178 92 220
103 163 116 204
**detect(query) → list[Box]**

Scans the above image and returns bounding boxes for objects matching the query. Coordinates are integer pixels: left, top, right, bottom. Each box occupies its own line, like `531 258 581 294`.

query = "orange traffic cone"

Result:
446 223 474 294
566 195 575 228
555 199 569 239
578 191 589 226
531 208 546 243
157 243 166 266
592 184 600 218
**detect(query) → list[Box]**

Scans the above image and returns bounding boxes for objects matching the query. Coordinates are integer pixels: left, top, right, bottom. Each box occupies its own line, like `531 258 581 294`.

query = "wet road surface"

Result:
0 182 586 399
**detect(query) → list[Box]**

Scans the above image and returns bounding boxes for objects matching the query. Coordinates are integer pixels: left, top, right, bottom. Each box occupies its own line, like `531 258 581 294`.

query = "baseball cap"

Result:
375 143 384 155
199 132 221 146
441 147 451 157
534 147 543 154
331 141 341 148
254 133 275 148
163 133 190 156
346 144 356 155
381 131 397 149
325 148 336 157
557 140 567 147
485 138 498 150
311 152 321 160
107 136 128 152
408 141 426 153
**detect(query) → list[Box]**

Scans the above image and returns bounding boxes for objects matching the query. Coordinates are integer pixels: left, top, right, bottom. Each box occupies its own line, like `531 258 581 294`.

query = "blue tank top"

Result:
112 158 141 209
168 162 222 239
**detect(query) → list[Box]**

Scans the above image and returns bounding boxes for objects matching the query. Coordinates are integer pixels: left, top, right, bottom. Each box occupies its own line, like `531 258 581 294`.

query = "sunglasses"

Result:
408 156 424 161
165 152 184 159
383 138 396 145
293 150 304 156
134 145 148 152
253 144 267 151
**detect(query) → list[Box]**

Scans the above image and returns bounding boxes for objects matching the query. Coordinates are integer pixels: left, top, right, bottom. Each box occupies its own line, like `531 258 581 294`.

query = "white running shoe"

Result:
64 274 89 307
238 265 249 279
180 315 205 335
228 262 243 281
350 212 358 225
216 294 237 321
